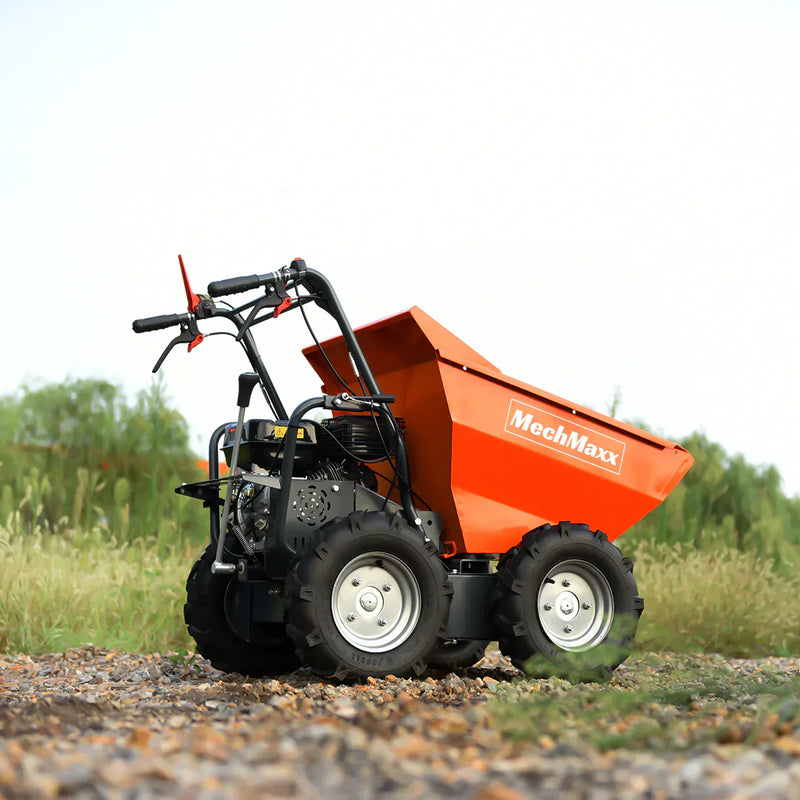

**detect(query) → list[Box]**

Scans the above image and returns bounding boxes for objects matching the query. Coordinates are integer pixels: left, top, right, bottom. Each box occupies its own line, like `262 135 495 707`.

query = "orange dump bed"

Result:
303 307 693 556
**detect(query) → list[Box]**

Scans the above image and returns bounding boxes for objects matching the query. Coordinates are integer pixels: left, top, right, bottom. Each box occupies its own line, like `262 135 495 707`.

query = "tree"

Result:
1 375 192 459
628 430 800 562
0 376 202 542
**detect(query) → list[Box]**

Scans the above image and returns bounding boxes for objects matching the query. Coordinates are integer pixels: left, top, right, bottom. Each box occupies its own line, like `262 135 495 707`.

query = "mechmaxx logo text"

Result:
503 399 625 475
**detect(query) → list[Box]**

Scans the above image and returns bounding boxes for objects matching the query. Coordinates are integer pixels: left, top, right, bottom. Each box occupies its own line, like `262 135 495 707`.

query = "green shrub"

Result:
0 376 207 547
626 431 800 564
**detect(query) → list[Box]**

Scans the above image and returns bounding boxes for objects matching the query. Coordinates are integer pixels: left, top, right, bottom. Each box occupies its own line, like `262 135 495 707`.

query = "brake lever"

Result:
234 283 291 342
152 316 204 373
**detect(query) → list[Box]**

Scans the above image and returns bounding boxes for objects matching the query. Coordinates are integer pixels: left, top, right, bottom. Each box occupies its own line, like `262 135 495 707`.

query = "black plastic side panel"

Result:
444 573 497 639
223 580 287 638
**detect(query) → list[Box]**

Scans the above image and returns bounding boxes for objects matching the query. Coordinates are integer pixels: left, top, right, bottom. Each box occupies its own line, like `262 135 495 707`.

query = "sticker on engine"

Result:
273 425 304 439
504 399 625 475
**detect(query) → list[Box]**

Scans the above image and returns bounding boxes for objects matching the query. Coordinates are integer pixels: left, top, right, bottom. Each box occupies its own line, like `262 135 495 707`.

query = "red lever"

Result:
273 296 292 318
179 254 201 312
188 333 204 352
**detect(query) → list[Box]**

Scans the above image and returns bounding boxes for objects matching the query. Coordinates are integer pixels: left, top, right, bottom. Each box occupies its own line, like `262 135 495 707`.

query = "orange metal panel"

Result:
303 307 693 555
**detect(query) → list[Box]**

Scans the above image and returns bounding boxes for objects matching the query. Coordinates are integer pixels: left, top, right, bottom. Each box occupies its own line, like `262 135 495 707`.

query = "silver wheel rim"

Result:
331 551 421 653
537 559 614 651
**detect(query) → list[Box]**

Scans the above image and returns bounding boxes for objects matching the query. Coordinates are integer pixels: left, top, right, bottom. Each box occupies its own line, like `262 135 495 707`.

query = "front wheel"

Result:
184 544 299 677
494 522 643 681
286 511 452 678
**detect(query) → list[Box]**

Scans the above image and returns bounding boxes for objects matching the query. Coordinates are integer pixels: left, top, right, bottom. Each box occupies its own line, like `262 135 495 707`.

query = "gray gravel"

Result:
1 646 799 799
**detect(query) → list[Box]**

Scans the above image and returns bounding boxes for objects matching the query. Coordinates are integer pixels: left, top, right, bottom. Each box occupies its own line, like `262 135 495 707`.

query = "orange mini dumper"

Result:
133 259 693 679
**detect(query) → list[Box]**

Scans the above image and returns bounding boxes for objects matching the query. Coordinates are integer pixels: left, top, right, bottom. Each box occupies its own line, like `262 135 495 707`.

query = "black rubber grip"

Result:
368 394 395 404
237 372 261 408
207 274 264 297
132 314 183 333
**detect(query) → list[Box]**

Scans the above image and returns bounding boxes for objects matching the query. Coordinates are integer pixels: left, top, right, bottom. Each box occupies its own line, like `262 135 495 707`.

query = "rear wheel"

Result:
494 522 643 680
184 544 299 677
428 639 490 671
286 511 452 678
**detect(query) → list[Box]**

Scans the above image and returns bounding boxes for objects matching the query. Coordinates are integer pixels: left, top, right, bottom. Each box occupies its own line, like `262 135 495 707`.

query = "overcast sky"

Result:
2 1 798 497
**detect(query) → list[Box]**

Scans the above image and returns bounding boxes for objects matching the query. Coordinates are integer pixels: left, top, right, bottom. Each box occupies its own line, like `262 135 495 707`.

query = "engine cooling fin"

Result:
321 415 403 462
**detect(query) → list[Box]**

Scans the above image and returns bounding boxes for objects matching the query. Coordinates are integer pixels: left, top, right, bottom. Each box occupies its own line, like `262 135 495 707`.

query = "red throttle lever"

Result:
179 254 205 351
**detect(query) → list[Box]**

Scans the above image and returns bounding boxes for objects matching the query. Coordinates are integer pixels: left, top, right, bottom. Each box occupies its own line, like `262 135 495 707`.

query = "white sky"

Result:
1 1 798 497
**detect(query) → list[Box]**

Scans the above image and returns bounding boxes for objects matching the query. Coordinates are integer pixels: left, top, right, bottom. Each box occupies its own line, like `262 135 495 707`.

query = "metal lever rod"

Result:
212 373 260 575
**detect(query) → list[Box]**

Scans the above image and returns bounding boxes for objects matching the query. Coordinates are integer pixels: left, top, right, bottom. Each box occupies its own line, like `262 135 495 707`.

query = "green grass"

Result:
0 443 207 548
633 540 800 657
1 503 799 658
492 652 800 752
0 521 193 654
0 435 207 654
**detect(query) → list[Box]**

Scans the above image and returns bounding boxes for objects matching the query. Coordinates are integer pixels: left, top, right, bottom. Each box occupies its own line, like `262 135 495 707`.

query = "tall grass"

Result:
0 376 209 548
0 517 192 654
633 540 800 657
2 501 798 657
0 377 212 654
0 443 207 548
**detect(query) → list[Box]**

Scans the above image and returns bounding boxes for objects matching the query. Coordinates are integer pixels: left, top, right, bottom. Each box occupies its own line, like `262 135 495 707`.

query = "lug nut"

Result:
562 578 571 587
564 624 573 633
582 601 592 610
347 613 357 621
382 583 392 592
378 618 388 627
543 602 553 611
351 577 362 586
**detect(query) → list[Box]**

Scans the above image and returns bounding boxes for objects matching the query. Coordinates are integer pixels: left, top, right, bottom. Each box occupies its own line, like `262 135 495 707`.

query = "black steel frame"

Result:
200 267 420 563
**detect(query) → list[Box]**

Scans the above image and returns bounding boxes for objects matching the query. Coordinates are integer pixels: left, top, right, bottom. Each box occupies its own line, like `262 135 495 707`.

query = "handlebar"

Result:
207 274 267 297
207 259 307 298
131 258 308 379
132 313 191 333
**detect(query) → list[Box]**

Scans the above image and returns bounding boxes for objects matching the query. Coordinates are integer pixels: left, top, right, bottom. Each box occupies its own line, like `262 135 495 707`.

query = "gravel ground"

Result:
1 646 799 799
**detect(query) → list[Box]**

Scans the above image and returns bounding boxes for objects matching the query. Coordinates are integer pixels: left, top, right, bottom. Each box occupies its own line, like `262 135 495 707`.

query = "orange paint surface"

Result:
304 307 693 555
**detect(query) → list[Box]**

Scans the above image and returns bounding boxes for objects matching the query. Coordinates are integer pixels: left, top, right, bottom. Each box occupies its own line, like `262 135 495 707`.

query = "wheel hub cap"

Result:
332 551 421 653
538 560 614 651
358 591 380 612
557 591 579 619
